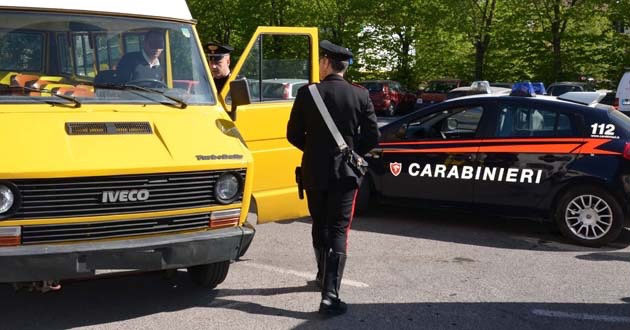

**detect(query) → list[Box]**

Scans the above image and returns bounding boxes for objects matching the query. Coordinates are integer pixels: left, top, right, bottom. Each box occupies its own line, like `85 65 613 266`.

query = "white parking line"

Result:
239 262 369 288
532 309 630 323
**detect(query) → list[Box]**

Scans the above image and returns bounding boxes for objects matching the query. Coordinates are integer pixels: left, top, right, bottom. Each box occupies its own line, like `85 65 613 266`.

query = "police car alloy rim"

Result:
564 194 613 240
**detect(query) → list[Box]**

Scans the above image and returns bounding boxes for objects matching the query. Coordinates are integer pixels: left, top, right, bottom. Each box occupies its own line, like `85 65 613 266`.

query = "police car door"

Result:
474 99 580 212
376 102 488 205
222 27 318 223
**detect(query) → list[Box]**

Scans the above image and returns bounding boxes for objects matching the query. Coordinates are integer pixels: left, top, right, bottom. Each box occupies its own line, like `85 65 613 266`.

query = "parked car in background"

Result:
546 81 595 96
616 71 630 116
358 80 407 116
598 90 619 111
446 81 511 100
490 82 513 89
420 79 468 104
358 82 630 247
398 88 419 115
248 78 308 101
557 91 616 111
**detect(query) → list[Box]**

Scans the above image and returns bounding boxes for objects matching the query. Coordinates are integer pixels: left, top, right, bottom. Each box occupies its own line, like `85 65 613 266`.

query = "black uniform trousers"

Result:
306 178 359 254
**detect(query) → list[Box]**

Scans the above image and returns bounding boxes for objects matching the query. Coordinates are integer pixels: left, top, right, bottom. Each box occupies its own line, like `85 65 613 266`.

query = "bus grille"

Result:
11 169 245 219
21 212 211 244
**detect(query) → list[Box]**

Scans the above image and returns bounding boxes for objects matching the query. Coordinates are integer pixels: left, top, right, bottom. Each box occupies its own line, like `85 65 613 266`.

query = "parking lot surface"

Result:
1 206 629 330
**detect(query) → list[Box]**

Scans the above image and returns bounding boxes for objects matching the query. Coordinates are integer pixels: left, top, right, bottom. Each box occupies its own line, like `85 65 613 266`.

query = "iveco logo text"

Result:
102 189 150 203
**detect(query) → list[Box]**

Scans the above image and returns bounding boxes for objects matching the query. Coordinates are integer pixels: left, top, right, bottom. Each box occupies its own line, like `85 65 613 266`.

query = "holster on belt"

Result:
295 166 304 200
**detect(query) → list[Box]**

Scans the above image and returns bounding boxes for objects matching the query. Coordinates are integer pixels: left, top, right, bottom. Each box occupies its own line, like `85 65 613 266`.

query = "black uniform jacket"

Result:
214 73 230 93
116 52 164 83
287 74 380 190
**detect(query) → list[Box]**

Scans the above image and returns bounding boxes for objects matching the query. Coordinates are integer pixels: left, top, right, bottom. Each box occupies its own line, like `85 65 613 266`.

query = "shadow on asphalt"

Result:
575 252 630 263
0 271 628 330
292 205 630 252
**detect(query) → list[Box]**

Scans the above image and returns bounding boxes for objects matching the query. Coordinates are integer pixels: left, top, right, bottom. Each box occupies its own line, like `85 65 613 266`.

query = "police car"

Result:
358 82 630 247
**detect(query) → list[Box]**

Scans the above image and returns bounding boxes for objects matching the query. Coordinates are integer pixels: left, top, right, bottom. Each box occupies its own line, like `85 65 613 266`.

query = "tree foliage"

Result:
188 0 630 89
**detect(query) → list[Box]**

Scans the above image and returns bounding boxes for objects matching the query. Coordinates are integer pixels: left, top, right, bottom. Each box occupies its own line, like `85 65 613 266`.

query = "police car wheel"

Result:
554 187 624 247
187 260 230 289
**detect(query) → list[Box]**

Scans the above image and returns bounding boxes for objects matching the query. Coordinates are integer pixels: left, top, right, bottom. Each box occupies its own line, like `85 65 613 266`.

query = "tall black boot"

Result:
313 247 327 289
319 252 347 316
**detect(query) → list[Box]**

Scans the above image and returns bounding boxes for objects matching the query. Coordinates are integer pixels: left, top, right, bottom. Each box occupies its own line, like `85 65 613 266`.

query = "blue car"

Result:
358 83 630 247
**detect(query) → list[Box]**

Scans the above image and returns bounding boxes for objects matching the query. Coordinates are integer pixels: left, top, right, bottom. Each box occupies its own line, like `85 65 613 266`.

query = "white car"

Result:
616 72 630 115
248 78 308 101
446 81 511 100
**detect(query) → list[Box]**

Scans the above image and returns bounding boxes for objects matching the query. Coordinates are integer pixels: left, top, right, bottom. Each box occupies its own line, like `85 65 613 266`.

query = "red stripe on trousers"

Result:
346 189 359 251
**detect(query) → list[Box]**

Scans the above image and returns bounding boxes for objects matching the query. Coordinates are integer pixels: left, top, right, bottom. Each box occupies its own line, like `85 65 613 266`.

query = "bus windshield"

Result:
0 10 214 105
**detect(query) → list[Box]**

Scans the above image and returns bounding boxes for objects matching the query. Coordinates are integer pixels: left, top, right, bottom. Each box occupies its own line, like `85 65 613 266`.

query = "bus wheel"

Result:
188 260 230 288
554 186 623 247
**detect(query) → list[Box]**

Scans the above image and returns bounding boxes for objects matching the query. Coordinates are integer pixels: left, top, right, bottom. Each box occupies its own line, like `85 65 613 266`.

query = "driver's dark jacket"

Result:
287 74 380 190
116 52 163 83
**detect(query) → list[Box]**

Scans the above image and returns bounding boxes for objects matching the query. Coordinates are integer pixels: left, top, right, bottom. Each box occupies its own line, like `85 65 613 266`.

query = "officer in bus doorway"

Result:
286 40 379 316
205 42 233 93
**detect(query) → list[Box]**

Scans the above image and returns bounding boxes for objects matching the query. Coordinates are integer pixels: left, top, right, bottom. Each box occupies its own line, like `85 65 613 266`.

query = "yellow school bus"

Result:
0 0 323 291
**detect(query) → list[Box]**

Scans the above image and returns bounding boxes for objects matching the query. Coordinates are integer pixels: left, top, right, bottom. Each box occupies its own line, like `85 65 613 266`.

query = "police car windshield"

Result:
0 10 214 105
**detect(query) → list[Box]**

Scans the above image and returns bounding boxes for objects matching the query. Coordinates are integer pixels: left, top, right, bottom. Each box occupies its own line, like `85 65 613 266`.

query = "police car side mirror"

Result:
229 78 251 121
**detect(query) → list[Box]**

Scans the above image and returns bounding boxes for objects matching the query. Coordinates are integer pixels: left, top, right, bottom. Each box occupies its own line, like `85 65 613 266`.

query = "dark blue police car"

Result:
358 83 630 247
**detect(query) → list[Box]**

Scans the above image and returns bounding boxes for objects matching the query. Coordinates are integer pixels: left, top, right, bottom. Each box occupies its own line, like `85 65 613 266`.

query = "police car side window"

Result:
497 105 575 137
405 106 484 140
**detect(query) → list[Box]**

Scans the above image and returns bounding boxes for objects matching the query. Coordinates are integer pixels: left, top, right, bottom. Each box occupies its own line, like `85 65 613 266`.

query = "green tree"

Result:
454 0 498 80
521 0 597 82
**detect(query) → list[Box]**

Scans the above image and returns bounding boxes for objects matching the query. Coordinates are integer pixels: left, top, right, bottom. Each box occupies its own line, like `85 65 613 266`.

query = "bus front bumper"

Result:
0 223 254 282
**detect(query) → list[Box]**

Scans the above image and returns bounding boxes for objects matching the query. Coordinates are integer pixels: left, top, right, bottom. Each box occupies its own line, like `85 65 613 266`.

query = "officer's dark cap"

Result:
206 42 234 59
319 40 353 62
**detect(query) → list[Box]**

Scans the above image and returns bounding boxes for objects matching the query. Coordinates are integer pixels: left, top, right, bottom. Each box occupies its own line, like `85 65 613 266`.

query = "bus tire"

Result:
188 260 230 288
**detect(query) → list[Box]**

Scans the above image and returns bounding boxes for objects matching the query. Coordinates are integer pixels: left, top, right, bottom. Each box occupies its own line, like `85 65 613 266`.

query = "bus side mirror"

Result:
229 79 251 121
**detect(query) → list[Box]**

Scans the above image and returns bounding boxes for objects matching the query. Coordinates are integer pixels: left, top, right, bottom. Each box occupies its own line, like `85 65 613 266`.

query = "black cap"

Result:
206 42 234 59
319 40 353 62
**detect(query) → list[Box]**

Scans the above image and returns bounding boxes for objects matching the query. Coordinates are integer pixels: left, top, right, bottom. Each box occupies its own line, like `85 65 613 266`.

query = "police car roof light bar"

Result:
510 82 536 97
531 82 546 95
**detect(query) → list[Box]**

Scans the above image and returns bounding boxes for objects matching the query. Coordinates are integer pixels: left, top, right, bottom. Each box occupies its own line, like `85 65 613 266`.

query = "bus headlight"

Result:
0 185 14 214
215 173 241 204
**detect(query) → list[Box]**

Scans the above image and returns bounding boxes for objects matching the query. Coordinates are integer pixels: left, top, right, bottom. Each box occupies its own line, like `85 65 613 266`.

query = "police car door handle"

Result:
451 154 474 161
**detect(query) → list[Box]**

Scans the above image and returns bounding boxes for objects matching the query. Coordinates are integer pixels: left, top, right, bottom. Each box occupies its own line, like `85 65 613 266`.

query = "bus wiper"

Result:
16 86 82 108
95 83 188 109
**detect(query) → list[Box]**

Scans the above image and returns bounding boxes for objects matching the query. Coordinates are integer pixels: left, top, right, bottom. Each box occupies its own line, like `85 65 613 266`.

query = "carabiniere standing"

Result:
286 40 380 316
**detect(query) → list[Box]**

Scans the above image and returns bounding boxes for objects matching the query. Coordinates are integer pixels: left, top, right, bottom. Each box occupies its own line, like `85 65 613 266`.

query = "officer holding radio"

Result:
287 40 379 316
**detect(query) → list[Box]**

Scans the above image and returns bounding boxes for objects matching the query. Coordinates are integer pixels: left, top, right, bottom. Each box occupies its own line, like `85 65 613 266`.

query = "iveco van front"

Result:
0 1 254 290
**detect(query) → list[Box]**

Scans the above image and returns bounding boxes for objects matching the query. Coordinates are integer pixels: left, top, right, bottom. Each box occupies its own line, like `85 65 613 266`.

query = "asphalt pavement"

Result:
1 205 629 330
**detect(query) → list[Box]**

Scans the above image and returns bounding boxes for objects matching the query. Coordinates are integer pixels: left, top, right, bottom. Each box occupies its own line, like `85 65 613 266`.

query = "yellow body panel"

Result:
0 22 319 235
1 105 248 175
225 27 320 223
0 103 254 225
0 5 267 283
